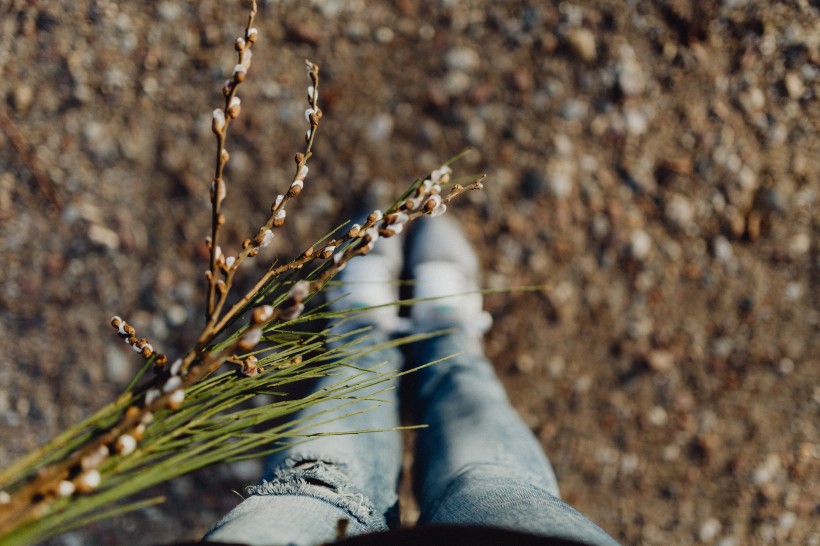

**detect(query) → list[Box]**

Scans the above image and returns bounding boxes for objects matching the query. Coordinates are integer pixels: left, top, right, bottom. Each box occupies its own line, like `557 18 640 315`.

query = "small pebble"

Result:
629 229 652 260
784 72 804 99
445 46 480 71
547 356 566 378
647 350 674 372
713 236 733 264
12 85 34 112
664 194 695 231
647 406 668 427
788 233 810 257
565 28 597 62
778 511 796 531
367 113 394 141
753 453 782 485
699 518 722 542
444 70 471 95
88 225 120 250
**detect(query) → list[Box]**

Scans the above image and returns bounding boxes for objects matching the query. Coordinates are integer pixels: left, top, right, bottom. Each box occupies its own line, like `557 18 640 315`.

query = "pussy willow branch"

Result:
199 61 321 347
207 1 258 324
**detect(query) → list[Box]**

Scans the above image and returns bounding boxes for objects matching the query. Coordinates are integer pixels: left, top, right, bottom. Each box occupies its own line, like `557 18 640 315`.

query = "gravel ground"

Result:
0 1 818 545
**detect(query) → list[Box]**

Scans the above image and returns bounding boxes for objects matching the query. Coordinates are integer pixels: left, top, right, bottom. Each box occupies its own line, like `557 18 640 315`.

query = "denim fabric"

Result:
204 325 619 546
406 328 619 546
205 326 403 545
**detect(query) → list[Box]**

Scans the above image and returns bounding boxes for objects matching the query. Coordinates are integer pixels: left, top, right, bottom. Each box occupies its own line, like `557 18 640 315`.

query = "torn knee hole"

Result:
305 477 338 491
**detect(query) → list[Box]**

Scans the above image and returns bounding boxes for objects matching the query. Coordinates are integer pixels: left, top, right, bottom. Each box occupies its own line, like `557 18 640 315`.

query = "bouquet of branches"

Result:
0 3 483 544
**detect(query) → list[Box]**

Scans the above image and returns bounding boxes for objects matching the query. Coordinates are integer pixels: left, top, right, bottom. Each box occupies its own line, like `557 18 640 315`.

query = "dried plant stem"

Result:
206 1 259 323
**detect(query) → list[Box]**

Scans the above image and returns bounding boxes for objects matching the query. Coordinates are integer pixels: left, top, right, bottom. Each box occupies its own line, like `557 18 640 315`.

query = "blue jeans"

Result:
204 325 619 546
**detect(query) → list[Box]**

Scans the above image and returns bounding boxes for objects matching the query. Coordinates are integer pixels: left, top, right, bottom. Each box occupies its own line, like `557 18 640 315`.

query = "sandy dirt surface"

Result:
0 1 818 544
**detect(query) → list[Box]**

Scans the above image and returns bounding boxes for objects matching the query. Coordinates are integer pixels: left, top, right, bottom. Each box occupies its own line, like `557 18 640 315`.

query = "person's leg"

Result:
206 234 405 546
405 216 619 546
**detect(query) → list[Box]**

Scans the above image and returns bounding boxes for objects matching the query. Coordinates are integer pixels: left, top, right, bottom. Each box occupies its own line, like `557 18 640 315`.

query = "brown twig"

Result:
198 59 322 345
206 1 259 323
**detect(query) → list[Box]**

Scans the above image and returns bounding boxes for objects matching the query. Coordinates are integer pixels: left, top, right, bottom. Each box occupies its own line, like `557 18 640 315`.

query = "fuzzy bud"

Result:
364 227 380 244
423 194 443 214
386 212 409 225
81 446 109 471
431 165 452 184
383 224 403 237
257 229 275 249
289 179 303 197
274 194 285 209
212 109 226 134
170 358 184 376
223 79 234 97
233 64 247 82
367 210 384 224
141 346 153 359
115 434 137 456
154 354 167 367
274 209 287 227
235 37 245 51
57 480 75 498
132 423 146 442
347 224 361 238
246 27 258 44
241 356 259 376
288 280 310 302
225 256 236 268
240 47 253 69
145 389 161 407
76 470 101 493
251 305 274 325
227 96 241 119
213 178 228 205
167 389 185 410
238 328 263 351
111 316 122 328
319 245 336 259
280 302 304 321
430 203 447 217
163 376 182 394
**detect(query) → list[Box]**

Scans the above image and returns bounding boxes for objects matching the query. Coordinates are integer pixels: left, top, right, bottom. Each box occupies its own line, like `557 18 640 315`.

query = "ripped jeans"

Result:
204 324 619 546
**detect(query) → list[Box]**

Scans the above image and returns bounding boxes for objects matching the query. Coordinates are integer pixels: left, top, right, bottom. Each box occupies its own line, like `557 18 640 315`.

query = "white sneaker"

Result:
406 216 492 338
326 220 403 333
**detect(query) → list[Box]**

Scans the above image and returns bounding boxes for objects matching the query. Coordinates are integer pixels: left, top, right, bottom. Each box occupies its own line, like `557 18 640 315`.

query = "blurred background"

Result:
0 1 817 544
